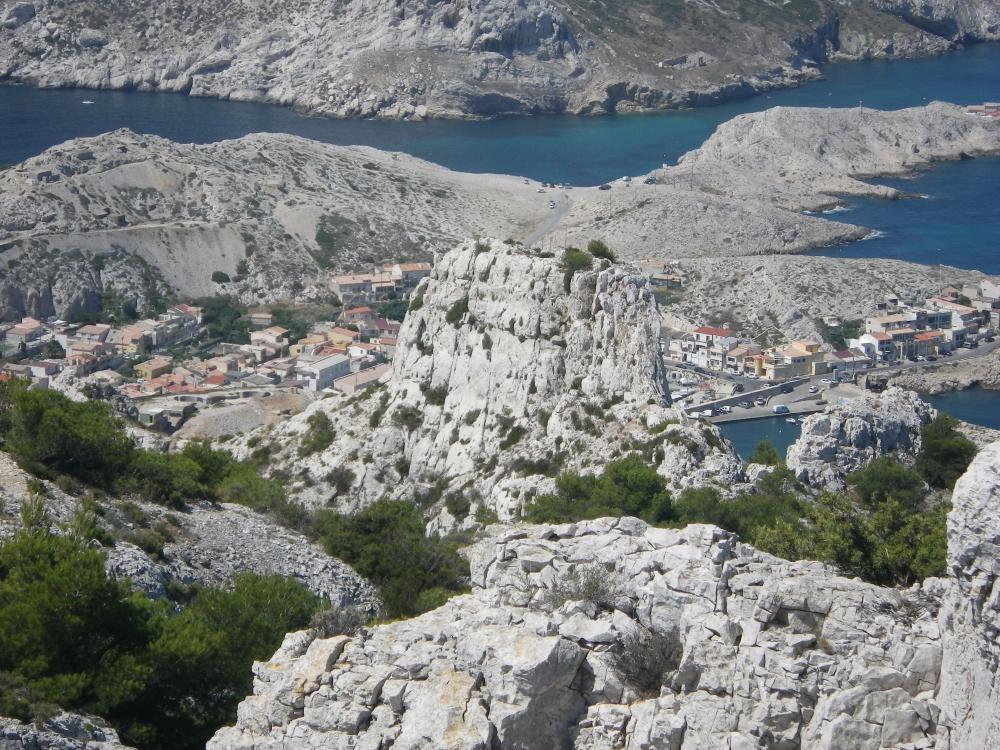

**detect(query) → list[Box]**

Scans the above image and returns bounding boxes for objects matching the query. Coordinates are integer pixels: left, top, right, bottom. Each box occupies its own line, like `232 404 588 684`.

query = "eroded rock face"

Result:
239 239 741 519
209 515 952 749
936 442 1000 749
786 387 934 488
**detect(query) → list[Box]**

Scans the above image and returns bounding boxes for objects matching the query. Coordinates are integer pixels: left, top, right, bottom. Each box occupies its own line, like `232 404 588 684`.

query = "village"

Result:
0 262 431 434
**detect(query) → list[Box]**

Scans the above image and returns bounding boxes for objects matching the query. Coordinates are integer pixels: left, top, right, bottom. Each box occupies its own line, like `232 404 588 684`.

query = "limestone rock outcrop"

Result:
0 452 381 610
239 239 742 520
786 386 935 487
0 711 135 750
208 515 948 750
935 442 1000 749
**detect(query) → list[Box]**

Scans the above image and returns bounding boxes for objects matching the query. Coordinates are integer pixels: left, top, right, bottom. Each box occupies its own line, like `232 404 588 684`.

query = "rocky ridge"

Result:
0 451 380 609
4 101 996 319
1 0 997 119
234 239 742 522
206 441 1000 750
786 386 935 488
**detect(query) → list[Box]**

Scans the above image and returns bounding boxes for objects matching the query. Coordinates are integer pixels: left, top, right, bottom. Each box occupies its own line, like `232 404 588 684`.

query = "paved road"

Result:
524 192 571 247
674 337 999 424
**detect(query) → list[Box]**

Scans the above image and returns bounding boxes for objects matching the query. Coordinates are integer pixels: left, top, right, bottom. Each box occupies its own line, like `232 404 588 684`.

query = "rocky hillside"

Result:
660 254 994 342
0 451 381 609
0 128 547 318
4 102 995 319
2 712 136 750
208 439 1000 749
1 0 997 119
236 239 743 522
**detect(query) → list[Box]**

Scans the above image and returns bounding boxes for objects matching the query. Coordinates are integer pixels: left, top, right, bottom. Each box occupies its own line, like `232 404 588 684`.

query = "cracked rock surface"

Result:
209 476 1000 750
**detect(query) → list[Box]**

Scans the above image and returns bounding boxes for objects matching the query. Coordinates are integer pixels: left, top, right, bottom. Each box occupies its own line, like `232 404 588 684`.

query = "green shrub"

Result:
299 412 335 457
392 405 423 432
915 415 977 490
210 271 231 284
445 493 471 520
325 466 356 496
314 500 467 617
747 440 781 466
0 527 319 750
587 239 617 263
445 296 469 327
561 248 593 291
524 456 673 525
420 383 448 406
463 409 481 426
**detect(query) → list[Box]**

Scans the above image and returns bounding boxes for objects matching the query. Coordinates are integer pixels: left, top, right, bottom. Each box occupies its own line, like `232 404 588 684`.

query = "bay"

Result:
2 44 999 185
807 157 1000 274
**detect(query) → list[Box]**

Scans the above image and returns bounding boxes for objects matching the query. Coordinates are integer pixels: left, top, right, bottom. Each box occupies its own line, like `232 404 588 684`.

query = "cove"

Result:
807 156 1000 275
928 386 1000 431
2 43 999 185
718 417 802 463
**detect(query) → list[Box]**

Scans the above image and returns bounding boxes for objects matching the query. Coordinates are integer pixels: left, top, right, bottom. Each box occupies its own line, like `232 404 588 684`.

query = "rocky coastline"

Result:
1 0 998 121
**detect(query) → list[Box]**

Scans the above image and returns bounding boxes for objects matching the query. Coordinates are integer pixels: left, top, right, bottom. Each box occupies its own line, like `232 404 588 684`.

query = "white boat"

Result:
786 417 797 423
81 100 95 105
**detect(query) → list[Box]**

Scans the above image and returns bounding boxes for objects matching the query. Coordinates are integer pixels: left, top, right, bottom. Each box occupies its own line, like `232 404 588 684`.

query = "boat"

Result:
81 100 95 105
786 417 797 423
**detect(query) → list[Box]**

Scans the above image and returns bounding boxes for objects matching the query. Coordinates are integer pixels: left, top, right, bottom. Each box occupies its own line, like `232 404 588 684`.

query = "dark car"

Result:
780 385 794 394
927 355 937 361
733 383 745 392
598 184 612 190
984 336 996 343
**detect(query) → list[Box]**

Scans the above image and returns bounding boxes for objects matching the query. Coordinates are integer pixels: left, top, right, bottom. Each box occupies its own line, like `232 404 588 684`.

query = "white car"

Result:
820 378 834 384
719 405 732 414
808 385 819 393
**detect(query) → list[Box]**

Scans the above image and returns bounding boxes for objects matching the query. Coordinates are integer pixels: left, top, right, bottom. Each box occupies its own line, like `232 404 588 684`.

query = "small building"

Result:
249 311 274 328
296 353 351 392
135 356 174 381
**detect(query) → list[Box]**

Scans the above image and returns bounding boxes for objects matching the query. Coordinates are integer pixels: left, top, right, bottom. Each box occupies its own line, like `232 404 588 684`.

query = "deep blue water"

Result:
2 43 999 184
720 385 1000 463
807 157 1000 274
719 418 802 463
928 386 1000 430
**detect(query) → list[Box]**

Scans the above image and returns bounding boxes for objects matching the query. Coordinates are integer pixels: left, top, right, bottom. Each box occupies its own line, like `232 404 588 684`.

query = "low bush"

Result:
612 626 680 697
314 499 468 617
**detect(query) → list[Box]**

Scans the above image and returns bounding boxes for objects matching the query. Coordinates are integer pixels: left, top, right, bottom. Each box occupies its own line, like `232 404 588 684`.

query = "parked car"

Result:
808 385 819 393
820 378 834 384
598 184 612 190
719 405 732 414
772 404 790 415
916 355 927 362
814 399 827 406
927 355 937 361
984 336 996 343
643 176 656 185
733 383 745 393
780 385 794 394
755 398 767 406
700 409 715 418
739 401 752 409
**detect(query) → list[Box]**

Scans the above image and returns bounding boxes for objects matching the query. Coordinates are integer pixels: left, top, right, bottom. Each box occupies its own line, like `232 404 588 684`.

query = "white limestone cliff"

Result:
239 239 742 521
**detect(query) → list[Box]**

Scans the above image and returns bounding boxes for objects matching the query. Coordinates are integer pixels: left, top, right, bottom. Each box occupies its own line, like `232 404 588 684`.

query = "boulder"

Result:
786 386 934 488
77 28 108 48
2 2 35 29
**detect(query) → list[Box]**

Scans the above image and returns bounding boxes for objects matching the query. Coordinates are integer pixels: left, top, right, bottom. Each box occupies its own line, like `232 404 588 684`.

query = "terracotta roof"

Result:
693 326 735 337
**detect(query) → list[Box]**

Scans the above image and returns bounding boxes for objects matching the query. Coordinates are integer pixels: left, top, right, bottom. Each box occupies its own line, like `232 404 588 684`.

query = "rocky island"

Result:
1 0 998 119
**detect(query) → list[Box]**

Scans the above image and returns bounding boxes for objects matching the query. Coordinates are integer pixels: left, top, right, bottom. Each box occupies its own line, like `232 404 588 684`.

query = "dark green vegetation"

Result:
525 416 976 586
560 247 593 292
0 379 470 748
0 377 466 614
314 500 468 617
0 517 318 750
816 318 863 351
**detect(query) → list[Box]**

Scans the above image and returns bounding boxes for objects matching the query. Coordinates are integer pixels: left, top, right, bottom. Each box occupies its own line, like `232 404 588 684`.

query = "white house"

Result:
296 354 351 391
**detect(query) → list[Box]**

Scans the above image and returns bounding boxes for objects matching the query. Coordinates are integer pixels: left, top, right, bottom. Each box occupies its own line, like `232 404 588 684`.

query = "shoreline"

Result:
2 41 997 124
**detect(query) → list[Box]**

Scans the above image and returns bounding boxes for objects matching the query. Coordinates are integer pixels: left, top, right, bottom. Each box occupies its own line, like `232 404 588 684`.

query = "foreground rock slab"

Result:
209 444 1000 749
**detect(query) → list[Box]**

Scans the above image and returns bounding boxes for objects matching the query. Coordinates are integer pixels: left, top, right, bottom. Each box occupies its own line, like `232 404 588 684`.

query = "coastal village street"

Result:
673 337 1000 424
